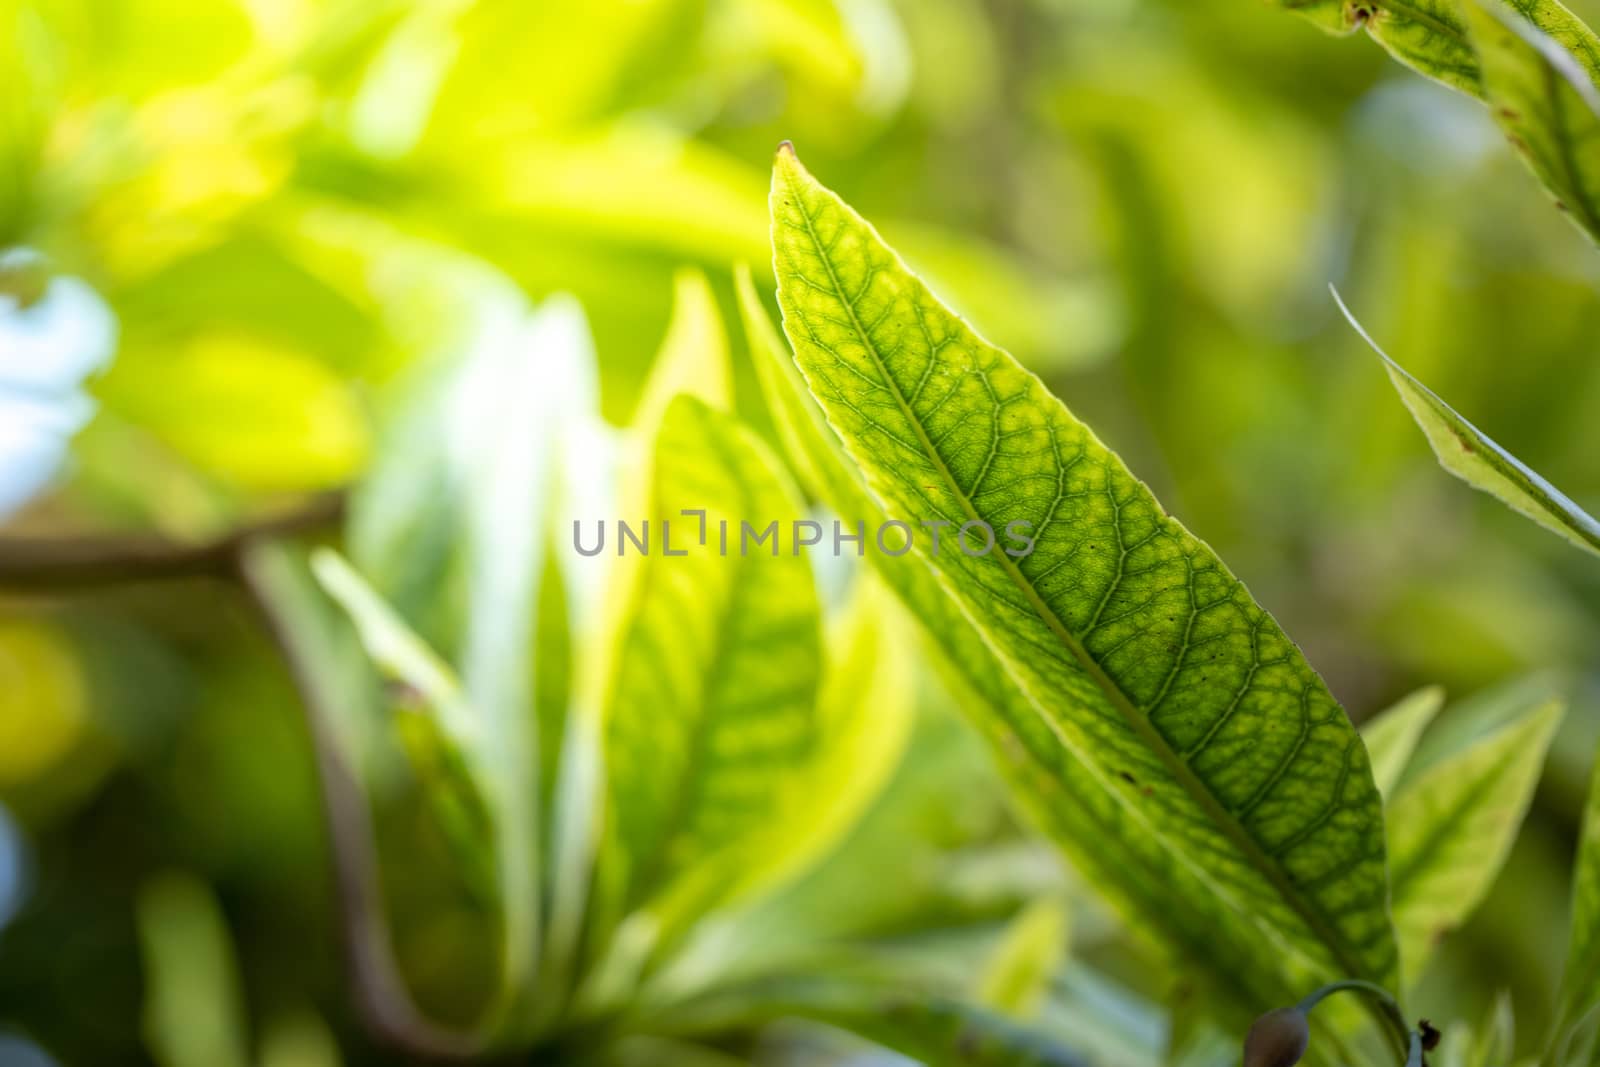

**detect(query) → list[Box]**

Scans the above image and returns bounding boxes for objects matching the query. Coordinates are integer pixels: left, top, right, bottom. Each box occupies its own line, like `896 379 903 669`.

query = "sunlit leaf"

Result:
1385 690 1563 983
1336 290 1600 559
730 572 912 904
976 897 1070 1019
639 573 914 1004
1360 686 1445 800
742 260 1375 1021
595 396 823 967
769 146 1399 1017
632 268 732 432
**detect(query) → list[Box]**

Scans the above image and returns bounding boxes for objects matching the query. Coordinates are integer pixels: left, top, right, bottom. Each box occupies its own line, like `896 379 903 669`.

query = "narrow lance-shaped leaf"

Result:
640 572 915 1007
632 267 732 432
1550 743 1600 1064
592 395 824 981
312 549 494 898
740 265 1375 1020
770 145 1400 1009
975 897 1071 1019
1463 0 1600 244
1335 289 1600 559
1385 692 1563 983
1360 686 1445 800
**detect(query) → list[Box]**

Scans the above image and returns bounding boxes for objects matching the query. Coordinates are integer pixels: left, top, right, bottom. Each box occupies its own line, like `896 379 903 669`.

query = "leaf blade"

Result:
741 263 1372 1018
1463 0 1600 244
1335 290 1600 559
771 146 1398 995
598 396 824 958
1361 686 1446 800
1386 693 1564 982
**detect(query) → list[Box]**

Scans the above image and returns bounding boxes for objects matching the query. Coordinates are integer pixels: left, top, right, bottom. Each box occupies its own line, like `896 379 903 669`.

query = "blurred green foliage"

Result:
4 0 1600 1064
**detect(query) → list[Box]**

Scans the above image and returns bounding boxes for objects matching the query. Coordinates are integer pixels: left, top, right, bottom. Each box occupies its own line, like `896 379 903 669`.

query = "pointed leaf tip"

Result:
777 139 795 158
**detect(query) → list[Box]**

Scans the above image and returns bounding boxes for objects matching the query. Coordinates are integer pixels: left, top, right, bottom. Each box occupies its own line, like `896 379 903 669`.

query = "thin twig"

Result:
239 541 482 1063
0 492 346 590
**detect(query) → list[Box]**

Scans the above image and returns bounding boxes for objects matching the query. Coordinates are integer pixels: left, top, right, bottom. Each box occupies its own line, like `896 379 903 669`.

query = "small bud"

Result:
1243 1007 1310 1067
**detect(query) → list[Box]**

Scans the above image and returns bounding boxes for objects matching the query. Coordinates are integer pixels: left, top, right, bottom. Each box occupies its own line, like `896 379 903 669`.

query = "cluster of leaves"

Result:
233 138 1600 1066
6 0 1600 1065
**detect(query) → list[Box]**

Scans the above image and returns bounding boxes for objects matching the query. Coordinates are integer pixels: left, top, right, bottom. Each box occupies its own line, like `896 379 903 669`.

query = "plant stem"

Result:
239 540 480 1062
1296 979 1413 1064
0 492 345 590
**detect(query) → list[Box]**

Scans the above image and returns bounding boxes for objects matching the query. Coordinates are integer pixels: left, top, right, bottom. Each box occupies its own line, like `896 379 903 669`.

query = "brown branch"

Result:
0 492 347 590
238 542 482 1063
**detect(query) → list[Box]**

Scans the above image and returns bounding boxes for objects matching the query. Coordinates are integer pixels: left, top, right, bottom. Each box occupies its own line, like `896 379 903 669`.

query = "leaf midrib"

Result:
781 164 1380 985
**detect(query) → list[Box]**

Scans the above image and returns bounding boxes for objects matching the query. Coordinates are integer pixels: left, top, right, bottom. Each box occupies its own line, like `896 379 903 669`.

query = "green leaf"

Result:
1385 691 1563 983
136 873 252 1067
1463 0 1600 244
596 395 824 964
1336 290 1600 559
976 898 1071 1019
1551 743 1600 1063
1361 686 1446 800
768 146 1400 1016
1275 0 1600 235
312 549 475 750
732 571 913 904
632 267 732 432
743 261 1369 1023
1274 0 1600 99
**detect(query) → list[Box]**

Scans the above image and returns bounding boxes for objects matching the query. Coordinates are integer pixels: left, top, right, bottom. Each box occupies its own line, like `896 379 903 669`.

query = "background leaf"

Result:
1361 686 1446 799
1551 743 1600 1064
594 396 824 975
1462 0 1600 244
1336 290 1600 560
1385 689 1564 984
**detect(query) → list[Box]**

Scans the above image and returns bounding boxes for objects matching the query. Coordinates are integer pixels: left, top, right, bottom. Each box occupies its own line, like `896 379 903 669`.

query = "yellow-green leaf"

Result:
632 267 732 433
1337 290 1600 559
742 261 1374 1022
1464 0 1600 244
976 897 1071 1020
769 146 1400 1015
1386 692 1563 983
598 396 824 954
1361 686 1446 800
